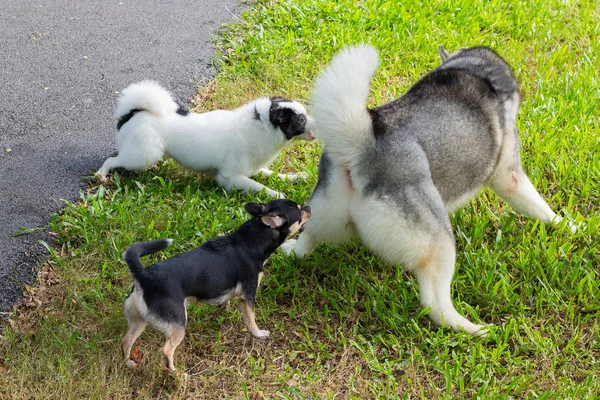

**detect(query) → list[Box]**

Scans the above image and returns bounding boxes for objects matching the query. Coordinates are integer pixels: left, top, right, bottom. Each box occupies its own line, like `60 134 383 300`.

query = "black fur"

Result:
123 199 310 325
269 97 309 140
312 151 332 198
176 106 189 116
117 108 143 130
252 105 261 121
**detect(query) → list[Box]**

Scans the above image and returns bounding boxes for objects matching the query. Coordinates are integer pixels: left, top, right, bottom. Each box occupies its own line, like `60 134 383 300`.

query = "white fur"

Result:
205 283 243 306
97 81 315 198
125 282 175 333
284 45 575 337
310 45 379 165
115 80 178 118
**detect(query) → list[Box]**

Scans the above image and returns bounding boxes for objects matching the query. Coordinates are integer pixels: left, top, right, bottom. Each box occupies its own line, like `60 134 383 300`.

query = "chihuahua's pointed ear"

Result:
260 214 285 229
245 202 267 216
438 45 450 62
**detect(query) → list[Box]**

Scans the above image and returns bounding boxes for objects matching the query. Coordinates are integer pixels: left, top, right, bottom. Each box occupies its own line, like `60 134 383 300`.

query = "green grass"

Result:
1 0 599 398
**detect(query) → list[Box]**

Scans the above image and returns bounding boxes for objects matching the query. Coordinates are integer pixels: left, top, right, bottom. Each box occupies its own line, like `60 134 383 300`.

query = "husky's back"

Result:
363 47 521 211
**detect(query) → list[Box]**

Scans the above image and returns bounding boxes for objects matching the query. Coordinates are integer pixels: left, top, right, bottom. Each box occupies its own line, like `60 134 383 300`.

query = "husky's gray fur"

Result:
282 45 575 336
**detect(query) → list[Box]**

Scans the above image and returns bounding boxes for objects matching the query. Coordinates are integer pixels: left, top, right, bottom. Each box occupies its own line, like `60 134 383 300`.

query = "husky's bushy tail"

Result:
310 45 380 164
115 80 178 120
122 239 173 281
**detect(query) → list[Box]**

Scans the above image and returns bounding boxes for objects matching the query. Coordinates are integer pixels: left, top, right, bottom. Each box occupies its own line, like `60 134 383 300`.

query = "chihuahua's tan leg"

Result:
162 325 186 371
122 296 148 366
239 299 270 338
122 320 147 366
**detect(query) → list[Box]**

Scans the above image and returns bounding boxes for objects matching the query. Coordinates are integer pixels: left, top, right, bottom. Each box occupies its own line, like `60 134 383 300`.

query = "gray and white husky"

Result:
282 45 575 336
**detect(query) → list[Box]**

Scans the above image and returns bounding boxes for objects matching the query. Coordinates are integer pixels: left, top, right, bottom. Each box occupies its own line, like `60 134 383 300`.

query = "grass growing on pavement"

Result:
1 0 599 398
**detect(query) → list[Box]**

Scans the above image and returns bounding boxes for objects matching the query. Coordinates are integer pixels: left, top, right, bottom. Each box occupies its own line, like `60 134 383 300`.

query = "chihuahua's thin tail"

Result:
123 239 174 280
310 45 380 166
115 80 179 124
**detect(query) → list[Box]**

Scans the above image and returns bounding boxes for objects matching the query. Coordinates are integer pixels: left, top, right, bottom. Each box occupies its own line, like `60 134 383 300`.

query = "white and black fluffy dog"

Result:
96 81 316 198
283 45 575 336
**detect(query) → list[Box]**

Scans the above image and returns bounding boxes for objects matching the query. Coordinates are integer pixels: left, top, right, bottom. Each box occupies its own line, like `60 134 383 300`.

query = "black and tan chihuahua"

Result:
121 199 311 370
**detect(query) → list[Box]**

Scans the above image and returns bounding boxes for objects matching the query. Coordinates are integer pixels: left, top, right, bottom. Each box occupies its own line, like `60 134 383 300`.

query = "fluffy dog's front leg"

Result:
258 168 309 182
217 173 285 198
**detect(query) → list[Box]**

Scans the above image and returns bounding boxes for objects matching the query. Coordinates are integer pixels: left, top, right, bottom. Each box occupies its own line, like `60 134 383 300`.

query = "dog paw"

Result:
567 220 578 234
290 172 309 180
267 190 286 199
252 329 270 339
552 214 579 234
281 172 309 182
280 239 297 256
125 359 138 368
282 174 299 182
473 326 488 337
466 324 489 337
94 171 108 183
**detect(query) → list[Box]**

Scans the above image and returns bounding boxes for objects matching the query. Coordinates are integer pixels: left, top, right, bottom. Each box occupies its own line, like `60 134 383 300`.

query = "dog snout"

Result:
302 205 311 217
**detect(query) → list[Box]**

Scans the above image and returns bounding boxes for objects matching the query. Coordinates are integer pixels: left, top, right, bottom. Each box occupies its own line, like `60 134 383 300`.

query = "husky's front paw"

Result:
280 239 297 256
470 325 489 338
251 329 270 339
125 359 138 368
552 214 578 234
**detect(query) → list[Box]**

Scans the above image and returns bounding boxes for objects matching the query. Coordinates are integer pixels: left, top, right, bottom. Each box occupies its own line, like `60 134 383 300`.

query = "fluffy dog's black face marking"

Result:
269 97 310 140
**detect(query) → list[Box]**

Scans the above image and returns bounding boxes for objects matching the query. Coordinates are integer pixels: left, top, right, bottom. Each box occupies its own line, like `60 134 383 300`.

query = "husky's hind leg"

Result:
352 194 486 336
488 131 574 232
489 167 562 224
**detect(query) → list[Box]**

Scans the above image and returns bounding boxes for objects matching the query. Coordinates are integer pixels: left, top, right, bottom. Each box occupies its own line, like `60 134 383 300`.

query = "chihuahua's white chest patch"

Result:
205 283 243 306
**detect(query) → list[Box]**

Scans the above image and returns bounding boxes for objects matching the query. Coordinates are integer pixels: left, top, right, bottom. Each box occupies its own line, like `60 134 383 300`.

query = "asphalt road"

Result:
0 0 243 318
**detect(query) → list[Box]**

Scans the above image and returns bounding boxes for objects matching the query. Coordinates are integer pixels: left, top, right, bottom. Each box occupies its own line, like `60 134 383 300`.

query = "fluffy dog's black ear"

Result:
438 45 450 62
260 214 285 229
245 202 267 216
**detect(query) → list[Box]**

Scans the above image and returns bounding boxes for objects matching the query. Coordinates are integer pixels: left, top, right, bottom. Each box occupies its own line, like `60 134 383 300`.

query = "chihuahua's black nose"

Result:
302 205 311 214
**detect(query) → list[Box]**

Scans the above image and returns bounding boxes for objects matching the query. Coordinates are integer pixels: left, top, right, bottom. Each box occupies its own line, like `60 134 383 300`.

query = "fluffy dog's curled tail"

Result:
311 45 380 164
115 80 178 121
123 239 173 281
